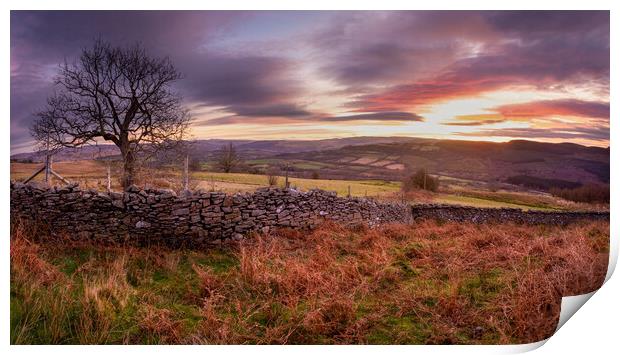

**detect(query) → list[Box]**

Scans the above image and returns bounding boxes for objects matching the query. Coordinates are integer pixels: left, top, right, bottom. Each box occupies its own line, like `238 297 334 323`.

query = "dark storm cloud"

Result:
485 10 609 37
10 71 54 144
11 10 239 61
10 11 245 149
10 11 317 150
178 54 310 117
10 11 321 147
233 104 312 118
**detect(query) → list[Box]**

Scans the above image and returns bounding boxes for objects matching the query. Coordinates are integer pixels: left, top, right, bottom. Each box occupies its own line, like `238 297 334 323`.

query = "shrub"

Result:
402 169 439 192
311 171 320 180
550 184 609 203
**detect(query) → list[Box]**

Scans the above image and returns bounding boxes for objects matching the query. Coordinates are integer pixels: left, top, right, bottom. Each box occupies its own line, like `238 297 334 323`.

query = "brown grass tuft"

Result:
139 305 183 344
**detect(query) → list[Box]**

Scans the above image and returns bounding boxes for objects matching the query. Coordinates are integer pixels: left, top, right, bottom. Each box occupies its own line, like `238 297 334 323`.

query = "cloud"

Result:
442 99 609 126
458 126 609 142
485 10 609 37
11 11 314 135
178 54 310 118
312 11 497 88
10 11 610 151
10 11 246 148
350 41 609 112
492 99 609 120
348 76 507 112
319 111 424 122
443 114 506 126
444 120 505 126
196 111 423 126
346 11 609 112
10 11 241 62
232 104 312 118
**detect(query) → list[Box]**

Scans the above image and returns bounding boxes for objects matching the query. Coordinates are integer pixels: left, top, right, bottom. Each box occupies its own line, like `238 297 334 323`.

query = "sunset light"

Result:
10 11 609 153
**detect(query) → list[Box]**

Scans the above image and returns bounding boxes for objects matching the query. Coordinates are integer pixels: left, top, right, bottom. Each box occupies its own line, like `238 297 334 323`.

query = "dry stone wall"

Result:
10 182 609 247
10 182 411 246
410 205 609 225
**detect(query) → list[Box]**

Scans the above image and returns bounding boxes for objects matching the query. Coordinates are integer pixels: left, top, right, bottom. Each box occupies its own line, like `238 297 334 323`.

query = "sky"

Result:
10 10 610 153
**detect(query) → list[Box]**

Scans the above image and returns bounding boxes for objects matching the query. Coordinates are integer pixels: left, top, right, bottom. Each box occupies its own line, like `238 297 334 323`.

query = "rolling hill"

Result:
11 137 609 191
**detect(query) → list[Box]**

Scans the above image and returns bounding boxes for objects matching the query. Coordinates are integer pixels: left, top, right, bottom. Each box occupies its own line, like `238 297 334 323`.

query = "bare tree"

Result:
266 166 280 186
31 40 191 189
216 142 242 173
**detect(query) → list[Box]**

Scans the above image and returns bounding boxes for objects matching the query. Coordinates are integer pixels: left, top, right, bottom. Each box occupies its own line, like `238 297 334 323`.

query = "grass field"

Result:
10 219 609 344
433 194 544 210
192 171 401 197
244 159 334 170
11 160 596 211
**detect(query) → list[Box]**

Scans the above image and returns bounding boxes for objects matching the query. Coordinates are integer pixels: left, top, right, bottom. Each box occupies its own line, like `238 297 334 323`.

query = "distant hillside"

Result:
10 145 120 163
11 137 609 191
271 139 609 189
10 137 417 162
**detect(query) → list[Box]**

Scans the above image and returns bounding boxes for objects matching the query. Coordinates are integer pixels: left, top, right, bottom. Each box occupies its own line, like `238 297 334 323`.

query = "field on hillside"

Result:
11 219 609 344
11 138 610 187
10 161 400 198
10 160 600 211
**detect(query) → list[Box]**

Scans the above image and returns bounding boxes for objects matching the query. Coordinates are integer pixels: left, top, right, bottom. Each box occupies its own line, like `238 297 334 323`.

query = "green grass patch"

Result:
434 193 553 210
458 268 504 307
190 250 238 273
366 314 433 344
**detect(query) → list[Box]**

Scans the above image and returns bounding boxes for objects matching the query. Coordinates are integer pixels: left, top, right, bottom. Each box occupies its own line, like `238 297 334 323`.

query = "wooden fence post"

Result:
183 154 189 191
285 163 290 189
44 154 51 184
22 142 70 185
106 163 111 192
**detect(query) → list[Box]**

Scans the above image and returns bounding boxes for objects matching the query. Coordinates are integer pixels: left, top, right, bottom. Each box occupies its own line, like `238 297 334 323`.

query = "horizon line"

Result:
10 135 610 157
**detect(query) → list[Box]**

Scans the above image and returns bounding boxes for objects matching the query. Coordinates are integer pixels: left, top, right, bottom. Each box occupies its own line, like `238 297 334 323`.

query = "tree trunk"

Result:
121 149 135 189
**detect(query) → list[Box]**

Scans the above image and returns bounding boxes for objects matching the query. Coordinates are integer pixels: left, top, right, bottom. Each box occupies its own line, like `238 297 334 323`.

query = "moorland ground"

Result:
10 218 609 344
